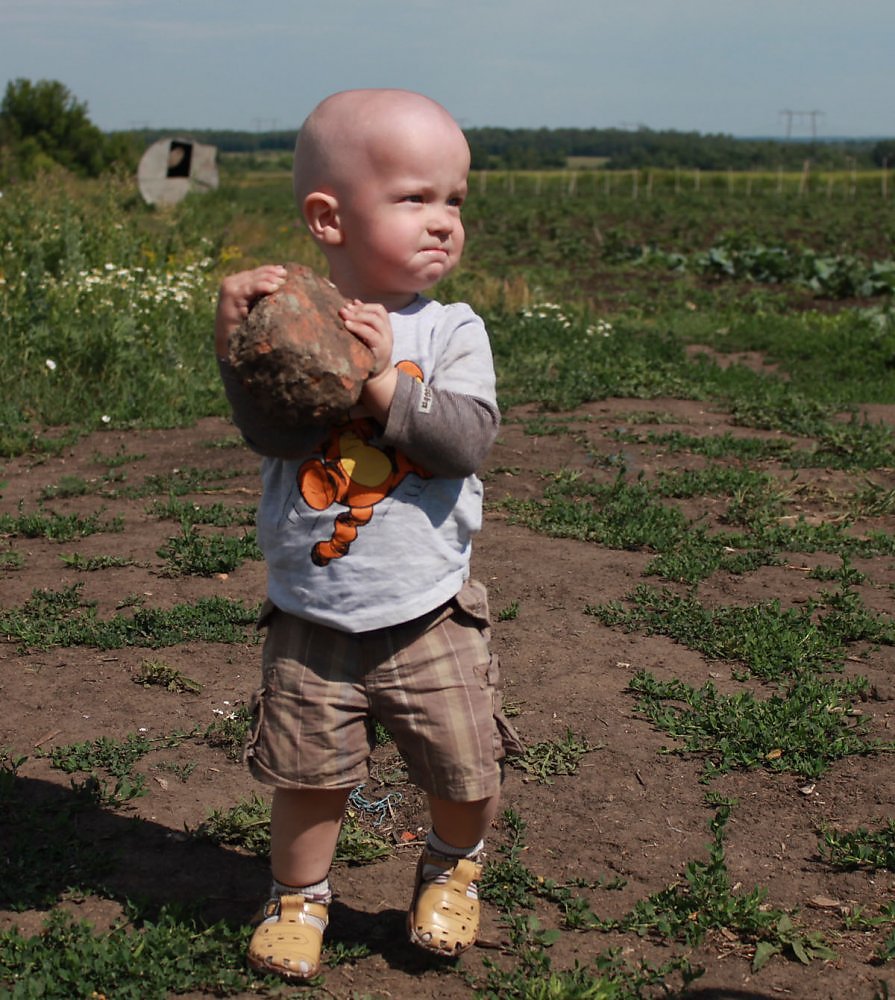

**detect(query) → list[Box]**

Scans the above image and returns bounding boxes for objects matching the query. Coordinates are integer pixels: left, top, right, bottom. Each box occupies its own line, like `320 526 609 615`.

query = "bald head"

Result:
293 89 468 208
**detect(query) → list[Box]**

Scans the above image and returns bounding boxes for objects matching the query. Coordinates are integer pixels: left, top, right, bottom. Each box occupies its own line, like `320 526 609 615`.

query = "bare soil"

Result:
1 399 893 1000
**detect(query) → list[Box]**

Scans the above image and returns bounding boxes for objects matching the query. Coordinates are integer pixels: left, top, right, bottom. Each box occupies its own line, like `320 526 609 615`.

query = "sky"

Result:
1 0 892 139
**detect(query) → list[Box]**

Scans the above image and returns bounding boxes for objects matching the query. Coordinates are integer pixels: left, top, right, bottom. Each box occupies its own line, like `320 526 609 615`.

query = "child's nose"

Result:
427 205 454 234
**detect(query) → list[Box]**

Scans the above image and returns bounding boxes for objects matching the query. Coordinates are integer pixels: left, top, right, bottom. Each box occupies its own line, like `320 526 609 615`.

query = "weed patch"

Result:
0 584 259 650
157 526 261 576
590 583 894 680
60 552 137 571
0 906 254 998
0 506 122 541
510 729 599 784
626 670 877 780
608 802 836 970
133 658 202 694
819 820 895 871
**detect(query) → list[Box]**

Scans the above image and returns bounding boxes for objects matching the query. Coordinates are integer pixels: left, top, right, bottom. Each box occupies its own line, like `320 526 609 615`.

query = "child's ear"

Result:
303 191 343 246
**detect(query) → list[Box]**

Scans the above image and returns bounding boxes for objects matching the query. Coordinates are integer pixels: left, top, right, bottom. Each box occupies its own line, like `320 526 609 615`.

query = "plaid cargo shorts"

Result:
244 578 523 802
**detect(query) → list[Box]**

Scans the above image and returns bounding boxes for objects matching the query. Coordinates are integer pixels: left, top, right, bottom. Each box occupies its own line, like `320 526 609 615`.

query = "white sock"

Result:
424 831 483 899
272 876 331 900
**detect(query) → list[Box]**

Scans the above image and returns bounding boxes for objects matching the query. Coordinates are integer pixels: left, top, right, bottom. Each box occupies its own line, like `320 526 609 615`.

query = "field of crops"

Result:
1 167 894 999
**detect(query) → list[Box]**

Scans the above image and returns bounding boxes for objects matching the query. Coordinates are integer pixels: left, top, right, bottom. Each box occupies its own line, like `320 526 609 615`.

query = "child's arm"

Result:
381 305 500 478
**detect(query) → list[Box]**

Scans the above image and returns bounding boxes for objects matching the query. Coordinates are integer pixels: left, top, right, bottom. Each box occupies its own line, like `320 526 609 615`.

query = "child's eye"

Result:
402 194 424 203
448 195 464 208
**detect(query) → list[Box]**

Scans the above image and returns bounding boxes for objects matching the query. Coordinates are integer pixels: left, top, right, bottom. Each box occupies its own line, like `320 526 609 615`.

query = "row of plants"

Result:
2 172 895 456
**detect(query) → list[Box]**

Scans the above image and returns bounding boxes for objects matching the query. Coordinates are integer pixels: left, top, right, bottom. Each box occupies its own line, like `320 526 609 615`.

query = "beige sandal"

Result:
407 850 482 957
246 893 328 981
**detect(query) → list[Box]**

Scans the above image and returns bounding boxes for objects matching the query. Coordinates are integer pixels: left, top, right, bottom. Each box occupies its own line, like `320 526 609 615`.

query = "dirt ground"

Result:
1 399 893 1000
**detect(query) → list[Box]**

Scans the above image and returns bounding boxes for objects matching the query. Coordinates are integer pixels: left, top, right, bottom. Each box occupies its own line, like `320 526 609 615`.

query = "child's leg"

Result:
247 786 350 982
270 786 350 886
428 792 500 850
406 792 500 957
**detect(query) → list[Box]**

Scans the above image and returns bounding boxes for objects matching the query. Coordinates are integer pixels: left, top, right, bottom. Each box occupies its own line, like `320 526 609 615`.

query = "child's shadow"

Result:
2 776 458 978
1 775 268 925
327 899 458 974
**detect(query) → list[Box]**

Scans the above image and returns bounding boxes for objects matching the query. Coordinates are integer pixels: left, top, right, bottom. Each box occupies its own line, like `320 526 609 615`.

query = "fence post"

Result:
798 159 810 197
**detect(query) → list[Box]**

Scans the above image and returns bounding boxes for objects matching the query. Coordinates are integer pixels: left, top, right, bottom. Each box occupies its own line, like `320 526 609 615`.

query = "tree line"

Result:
114 125 895 173
2 77 893 185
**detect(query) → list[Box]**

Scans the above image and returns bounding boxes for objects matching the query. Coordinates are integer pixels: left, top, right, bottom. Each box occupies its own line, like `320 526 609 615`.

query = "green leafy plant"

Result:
203 704 252 760
157 526 261 576
59 552 136 571
0 905 254 998
0 548 24 570
42 731 192 807
609 803 836 971
0 506 122 541
497 600 520 621
148 496 256 526
133 658 202 694
590 582 894 681
625 669 876 780
511 729 599 784
819 820 895 871
0 748 27 799
0 584 259 650
197 794 391 864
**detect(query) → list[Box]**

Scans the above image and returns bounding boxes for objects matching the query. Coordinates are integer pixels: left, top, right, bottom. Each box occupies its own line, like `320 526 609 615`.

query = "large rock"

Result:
227 264 374 425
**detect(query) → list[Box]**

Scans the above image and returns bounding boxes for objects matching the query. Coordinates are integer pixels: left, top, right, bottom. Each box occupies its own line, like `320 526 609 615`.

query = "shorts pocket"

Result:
486 651 525 759
242 685 266 764
453 578 491 629
256 598 278 631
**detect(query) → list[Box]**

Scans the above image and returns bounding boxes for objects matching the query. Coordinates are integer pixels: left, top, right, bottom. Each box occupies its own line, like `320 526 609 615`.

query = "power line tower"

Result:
779 109 795 138
779 109 825 139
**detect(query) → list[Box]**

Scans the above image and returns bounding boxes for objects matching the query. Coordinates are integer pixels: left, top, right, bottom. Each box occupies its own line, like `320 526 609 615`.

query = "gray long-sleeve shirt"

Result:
220 295 500 632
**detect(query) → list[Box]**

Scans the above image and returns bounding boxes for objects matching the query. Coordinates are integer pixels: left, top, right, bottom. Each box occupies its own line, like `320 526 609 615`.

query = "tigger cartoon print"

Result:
297 361 431 566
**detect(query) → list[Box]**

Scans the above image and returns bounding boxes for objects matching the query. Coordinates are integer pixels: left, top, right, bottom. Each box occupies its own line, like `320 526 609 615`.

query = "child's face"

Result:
331 120 469 307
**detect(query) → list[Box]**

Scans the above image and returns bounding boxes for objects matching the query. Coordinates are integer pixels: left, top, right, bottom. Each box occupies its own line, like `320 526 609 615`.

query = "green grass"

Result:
819 820 895 871
625 669 878 781
607 801 836 970
0 506 123 541
0 584 259 650
133 658 202 694
510 729 599 784
156 526 262 576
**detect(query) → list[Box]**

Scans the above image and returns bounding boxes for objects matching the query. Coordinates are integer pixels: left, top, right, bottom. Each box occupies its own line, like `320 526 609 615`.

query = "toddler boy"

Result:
215 88 519 981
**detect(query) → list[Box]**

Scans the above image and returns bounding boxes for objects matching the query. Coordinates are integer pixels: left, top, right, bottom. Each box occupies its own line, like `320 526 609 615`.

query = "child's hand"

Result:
339 300 393 376
215 265 287 358
339 299 398 422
